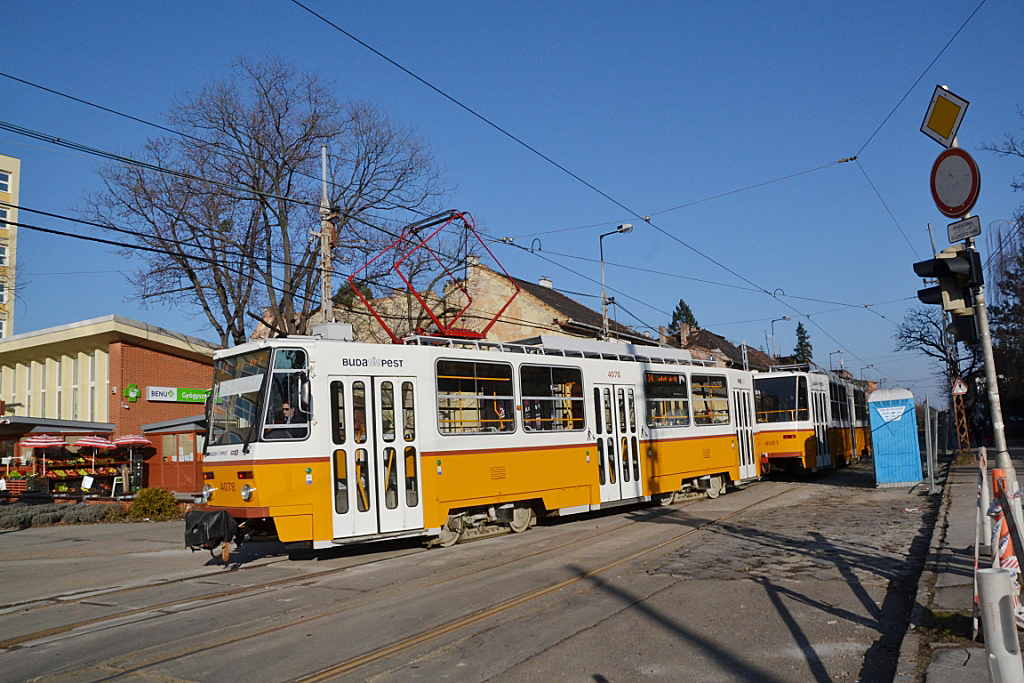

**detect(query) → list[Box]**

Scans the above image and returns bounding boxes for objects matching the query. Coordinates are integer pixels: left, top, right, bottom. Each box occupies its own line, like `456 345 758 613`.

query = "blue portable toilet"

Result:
868 388 922 487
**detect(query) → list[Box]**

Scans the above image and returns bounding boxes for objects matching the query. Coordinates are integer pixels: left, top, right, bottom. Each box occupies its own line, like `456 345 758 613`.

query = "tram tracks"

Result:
13 482 801 683
0 494 684 651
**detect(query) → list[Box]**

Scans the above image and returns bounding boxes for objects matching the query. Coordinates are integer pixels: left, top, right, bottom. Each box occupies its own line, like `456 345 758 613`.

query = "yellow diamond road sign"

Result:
922 85 968 148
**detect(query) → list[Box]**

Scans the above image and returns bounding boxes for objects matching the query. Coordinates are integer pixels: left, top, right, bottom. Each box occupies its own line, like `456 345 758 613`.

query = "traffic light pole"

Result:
968 237 1014 486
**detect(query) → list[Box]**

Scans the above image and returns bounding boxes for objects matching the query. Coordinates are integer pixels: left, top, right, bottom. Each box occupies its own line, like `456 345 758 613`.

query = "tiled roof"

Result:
504 274 639 337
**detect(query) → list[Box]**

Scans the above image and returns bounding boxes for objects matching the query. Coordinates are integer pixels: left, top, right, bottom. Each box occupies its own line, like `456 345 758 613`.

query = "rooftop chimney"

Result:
538 276 553 289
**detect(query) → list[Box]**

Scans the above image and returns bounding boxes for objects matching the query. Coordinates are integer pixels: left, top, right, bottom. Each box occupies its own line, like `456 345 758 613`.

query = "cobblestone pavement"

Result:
646 460 941 682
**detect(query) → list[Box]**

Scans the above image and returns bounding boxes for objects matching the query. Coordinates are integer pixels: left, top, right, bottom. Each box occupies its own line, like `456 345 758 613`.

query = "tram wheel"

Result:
509 506 532 533
656 493 677 506
706 475 724 499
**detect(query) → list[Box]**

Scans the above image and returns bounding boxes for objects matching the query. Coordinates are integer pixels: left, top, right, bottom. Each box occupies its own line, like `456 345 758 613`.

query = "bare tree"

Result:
895 306 982 401
84 56 450 345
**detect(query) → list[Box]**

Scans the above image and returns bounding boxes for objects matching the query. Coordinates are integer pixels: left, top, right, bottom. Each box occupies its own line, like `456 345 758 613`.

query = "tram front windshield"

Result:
754 376 809 423
208 350 271 446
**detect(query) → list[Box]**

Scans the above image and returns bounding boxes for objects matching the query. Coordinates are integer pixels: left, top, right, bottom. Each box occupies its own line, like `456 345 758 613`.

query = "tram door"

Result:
811 390 831 470
732 387 757 480
329 377 423 540
594 384 643 503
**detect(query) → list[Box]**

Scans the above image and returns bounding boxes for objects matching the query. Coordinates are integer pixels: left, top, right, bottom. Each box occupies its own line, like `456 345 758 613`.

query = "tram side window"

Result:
402 382 415 441
330 381 346 444
333 449 348 514
854 388 868 422
353 382 367 444
830 381 850 423
436 360 515 434
692 374 730 425
754 376 809 423
263 348 309 441
520 365 584 432
644 373 689 427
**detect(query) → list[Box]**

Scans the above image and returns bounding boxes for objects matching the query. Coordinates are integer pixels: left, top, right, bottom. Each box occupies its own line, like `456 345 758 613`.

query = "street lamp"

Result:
860 365 874 381
600 224 632 339
829 350 843 371
770 316 791 359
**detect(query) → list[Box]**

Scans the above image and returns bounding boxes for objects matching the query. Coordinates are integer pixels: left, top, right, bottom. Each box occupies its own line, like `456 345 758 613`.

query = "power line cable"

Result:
855 0 989 156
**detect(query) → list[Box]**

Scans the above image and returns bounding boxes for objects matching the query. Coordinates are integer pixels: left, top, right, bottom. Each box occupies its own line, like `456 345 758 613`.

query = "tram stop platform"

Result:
896 442 1024 683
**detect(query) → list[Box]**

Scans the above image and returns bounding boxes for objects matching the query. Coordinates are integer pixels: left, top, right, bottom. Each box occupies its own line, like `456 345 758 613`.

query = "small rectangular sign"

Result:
948 215 981 243
147 386 211 403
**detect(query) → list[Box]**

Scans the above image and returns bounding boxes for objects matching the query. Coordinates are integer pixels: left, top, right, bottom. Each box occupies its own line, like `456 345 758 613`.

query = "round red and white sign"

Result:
930 148 980 218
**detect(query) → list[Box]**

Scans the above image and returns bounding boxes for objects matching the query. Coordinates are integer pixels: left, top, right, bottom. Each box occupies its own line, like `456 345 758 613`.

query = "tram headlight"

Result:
202 484 213 502
240 484 255 502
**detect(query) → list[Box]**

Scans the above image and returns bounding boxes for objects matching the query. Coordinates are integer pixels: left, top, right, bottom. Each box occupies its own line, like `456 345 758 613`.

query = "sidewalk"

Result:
900 444 1024 683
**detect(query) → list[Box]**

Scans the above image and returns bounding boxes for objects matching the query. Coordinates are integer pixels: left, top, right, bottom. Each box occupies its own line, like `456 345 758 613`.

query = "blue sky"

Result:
1 1 1021 401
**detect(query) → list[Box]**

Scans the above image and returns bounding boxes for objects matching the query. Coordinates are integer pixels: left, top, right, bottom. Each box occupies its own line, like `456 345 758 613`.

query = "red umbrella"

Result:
20 435 68 476
20 435 69 449
113 434 152 446
74 436 116 449
74 436 116 470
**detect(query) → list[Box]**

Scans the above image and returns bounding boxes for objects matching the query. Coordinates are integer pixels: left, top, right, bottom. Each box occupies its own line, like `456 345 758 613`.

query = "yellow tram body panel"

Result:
646 434 741 493
829 427 854 467
420 443 595 528
756 428 817 469
854 425 872 459
201 459 333 543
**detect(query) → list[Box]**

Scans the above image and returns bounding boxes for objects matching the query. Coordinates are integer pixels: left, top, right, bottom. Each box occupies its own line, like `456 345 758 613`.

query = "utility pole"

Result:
317 145 338 325
966 235 1016 488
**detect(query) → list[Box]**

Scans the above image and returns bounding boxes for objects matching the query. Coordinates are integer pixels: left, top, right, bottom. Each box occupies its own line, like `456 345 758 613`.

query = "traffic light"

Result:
913 244 983 315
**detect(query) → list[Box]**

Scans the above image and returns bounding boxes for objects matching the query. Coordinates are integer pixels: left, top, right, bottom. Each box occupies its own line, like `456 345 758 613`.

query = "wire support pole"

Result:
318 145 335 325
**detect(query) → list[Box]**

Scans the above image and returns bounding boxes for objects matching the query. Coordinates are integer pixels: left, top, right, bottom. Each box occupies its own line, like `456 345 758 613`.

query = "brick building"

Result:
0 316 219 496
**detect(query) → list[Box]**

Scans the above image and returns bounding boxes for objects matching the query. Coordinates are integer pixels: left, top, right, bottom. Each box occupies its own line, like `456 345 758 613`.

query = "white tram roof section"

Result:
217 329 713 368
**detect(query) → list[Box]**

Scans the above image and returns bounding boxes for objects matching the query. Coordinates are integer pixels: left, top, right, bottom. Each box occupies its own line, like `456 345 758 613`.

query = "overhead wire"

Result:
289 3 917 378
0 70 422 230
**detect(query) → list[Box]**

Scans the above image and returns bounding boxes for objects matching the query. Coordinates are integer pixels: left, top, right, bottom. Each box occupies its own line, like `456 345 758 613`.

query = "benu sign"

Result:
147 386 211 403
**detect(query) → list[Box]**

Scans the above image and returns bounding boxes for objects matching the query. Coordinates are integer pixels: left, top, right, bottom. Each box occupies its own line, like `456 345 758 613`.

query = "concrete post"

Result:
977 568 1024 683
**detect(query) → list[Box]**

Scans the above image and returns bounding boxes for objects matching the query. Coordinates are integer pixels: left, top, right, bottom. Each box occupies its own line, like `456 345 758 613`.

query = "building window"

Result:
73 356 80 420
40 362 46 418
0 207 7 230
520 364 584 432
55 358 62 420
436 359 514 434
0 283 6 304
0 245 6 266
0 172 9 193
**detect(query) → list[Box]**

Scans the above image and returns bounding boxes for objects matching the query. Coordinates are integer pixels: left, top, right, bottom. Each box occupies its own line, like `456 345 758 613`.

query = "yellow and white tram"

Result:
186 329 761 554
753 365 871 474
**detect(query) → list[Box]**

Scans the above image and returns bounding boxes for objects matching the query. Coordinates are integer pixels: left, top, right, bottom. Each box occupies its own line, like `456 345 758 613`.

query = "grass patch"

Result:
919 608 975 644
953 453 976 466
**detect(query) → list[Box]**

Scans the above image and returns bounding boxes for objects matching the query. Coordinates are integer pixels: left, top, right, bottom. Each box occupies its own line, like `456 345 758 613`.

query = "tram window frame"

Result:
692 374 730 425
754 376 809 423
644 372 690 428
262 348 311 442
436 359 516 435
330 381 346 445
520 364 585 432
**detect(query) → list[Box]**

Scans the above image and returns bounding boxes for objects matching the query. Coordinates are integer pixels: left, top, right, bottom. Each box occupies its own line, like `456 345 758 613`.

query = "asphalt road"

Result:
0 460 937 683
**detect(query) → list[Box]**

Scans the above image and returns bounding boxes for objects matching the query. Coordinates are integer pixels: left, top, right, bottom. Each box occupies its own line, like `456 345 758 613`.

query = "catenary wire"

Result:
287 5 909 377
